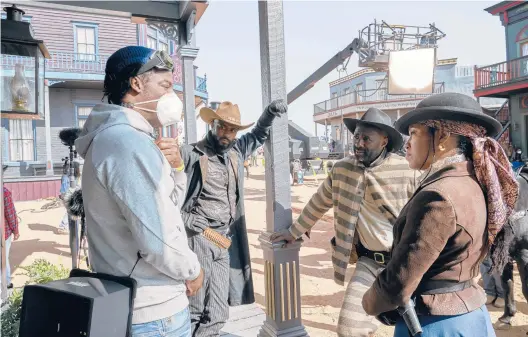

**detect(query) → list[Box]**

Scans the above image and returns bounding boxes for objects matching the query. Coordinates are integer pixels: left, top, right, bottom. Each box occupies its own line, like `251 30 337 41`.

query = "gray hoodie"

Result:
75 103 200 324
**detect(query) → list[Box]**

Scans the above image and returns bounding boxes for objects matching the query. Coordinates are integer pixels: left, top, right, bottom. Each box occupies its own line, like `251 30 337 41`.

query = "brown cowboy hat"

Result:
199 101 254 130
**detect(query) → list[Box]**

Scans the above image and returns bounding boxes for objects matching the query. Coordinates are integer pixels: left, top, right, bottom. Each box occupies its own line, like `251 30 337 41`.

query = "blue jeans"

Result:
394 305 495 337
480 254 504 297
131 307 191 337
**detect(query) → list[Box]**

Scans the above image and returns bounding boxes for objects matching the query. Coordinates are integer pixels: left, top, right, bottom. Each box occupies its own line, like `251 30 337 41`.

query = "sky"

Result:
194 0 506 135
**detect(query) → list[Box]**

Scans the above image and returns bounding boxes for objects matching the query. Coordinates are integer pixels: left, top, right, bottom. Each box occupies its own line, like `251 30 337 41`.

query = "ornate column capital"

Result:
177 46 199 59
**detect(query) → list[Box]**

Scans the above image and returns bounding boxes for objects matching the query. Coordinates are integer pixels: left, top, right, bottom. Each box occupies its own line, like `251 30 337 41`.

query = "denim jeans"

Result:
131 307 191 337
5 234 13 284
394 305 495 337
480 254 504 297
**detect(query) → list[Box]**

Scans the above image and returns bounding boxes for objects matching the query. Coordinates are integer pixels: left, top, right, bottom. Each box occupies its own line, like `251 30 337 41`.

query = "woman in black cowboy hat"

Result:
361 92 519 336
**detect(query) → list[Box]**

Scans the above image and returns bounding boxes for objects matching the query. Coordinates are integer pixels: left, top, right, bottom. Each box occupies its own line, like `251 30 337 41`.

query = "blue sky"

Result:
195 1 506 135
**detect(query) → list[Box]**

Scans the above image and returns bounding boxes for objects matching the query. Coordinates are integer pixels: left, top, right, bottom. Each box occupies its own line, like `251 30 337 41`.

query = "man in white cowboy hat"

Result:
176 99 287 336
270 107 416 337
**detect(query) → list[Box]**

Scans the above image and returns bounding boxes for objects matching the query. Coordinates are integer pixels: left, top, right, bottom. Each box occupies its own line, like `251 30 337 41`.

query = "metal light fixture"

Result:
1 4 50 118
209 101 220 111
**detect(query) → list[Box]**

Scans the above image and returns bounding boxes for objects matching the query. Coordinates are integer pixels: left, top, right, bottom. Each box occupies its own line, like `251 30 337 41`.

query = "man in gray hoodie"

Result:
75 46 203 337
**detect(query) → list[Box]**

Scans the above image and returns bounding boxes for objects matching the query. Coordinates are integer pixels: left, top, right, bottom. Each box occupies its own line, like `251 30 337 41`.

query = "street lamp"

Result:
1 4 50 118
205 101 220 133
209 101 220 111
0 4 50 303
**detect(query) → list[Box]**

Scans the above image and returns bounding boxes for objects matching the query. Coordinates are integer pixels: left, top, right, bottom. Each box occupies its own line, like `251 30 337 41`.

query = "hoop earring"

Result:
439 144 445 151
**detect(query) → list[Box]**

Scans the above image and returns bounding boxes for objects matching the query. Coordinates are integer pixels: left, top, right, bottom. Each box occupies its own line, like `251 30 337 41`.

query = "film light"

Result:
388 48 436 95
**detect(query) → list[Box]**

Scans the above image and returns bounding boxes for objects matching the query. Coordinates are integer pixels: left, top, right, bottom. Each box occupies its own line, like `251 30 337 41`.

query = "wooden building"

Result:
1 1 209 201
474 1 528 159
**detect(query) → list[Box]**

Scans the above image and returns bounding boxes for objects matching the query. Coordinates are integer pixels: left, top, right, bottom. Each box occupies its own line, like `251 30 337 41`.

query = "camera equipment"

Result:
58 127 82 269
58 127 82 147
63 186 89 268
19 269 137 337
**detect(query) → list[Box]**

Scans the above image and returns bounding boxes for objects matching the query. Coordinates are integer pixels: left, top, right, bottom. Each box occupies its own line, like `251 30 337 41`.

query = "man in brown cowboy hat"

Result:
177 99 287 336
270 107 416 337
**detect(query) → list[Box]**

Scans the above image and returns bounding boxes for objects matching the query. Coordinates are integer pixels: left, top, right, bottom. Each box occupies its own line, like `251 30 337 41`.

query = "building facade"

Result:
315 58 505 152
1 1 208 200
474 1 528 159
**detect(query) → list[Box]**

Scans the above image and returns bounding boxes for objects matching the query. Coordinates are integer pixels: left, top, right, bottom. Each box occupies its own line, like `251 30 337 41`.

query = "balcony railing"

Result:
314 82 445 115
474 55 528 91
1 51 207 93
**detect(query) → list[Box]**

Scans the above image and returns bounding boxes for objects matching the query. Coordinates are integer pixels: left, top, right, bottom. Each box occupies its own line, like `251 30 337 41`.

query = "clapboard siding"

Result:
4 177 62 202
6 1 137 55
34 88 103 163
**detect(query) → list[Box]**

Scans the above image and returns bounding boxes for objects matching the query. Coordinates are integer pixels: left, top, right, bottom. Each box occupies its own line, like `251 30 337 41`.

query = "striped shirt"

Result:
289 152 416 285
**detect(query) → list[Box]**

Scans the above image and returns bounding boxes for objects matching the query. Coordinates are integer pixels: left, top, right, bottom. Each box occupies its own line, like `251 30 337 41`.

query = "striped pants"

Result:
337 257 384 337
188 234 230 337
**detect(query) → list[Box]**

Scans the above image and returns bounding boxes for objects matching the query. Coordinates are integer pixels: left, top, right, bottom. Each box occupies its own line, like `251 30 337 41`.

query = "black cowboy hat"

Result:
394 92 503 137
343 107 403 152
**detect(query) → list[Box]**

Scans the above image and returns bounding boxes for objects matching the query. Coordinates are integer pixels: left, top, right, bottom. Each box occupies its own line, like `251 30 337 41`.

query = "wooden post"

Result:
257 1 308 336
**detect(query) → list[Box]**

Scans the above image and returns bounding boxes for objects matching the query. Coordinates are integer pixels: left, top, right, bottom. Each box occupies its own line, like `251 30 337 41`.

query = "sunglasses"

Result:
137 50 174 75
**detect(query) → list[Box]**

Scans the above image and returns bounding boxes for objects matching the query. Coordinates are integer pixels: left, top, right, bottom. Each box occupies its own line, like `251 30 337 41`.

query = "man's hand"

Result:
267 99 288 117
13 233 20 241
269 229 296 245
186 268 204 296
155 136 183 169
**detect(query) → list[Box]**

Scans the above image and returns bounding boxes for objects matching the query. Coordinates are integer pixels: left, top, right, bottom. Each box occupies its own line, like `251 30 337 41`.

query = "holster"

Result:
397 299 423 336
202 227 232 249
375 299 423 336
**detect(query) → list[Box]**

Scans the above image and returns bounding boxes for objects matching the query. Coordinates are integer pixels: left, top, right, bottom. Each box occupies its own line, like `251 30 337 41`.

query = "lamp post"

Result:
206 101 220 133
0 4 50 302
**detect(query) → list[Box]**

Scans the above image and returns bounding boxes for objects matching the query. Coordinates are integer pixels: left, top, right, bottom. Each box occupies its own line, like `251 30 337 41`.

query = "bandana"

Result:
421 119 519 246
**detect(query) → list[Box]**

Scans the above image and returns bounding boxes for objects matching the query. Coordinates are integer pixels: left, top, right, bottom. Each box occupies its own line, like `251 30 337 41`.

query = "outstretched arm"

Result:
237 99 288 160
270 172 334 244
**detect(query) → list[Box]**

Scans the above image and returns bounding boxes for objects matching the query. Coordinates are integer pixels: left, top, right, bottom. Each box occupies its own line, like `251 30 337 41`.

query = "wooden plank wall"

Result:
6 1 137 55
4 178 61 202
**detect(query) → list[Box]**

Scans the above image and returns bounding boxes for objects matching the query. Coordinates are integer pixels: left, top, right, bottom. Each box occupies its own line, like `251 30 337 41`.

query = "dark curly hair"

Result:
103 63 143 105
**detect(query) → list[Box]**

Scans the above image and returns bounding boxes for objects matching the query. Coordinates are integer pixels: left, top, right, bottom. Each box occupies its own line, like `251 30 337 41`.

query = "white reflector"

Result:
388 48 436 95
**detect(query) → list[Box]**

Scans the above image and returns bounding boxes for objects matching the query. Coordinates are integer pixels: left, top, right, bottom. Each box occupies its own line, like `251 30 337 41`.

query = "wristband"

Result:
175 163 185 172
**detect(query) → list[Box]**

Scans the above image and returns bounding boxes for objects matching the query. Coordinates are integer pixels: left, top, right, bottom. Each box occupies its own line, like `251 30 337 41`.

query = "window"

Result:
74 23 98 61
522 42 528 57
355 83 363 103
8 120 34 161
343 88 350 95
147 26 169 52
76 106 93 128
376 79 388 101
330 92 338 109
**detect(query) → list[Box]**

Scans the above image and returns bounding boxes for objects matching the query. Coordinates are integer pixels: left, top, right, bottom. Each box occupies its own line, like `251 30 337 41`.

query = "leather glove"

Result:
266 99 288 117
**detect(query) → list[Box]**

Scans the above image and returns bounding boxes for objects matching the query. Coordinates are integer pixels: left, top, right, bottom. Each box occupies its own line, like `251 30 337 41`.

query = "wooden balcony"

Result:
314 82 445 116
474 55 528 98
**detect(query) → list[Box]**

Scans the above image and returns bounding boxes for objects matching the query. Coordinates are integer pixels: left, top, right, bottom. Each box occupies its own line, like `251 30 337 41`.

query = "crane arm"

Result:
287 38 362 104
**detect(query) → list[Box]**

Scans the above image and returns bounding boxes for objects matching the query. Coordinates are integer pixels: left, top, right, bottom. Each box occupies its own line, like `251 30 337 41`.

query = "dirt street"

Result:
8 164 528 336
